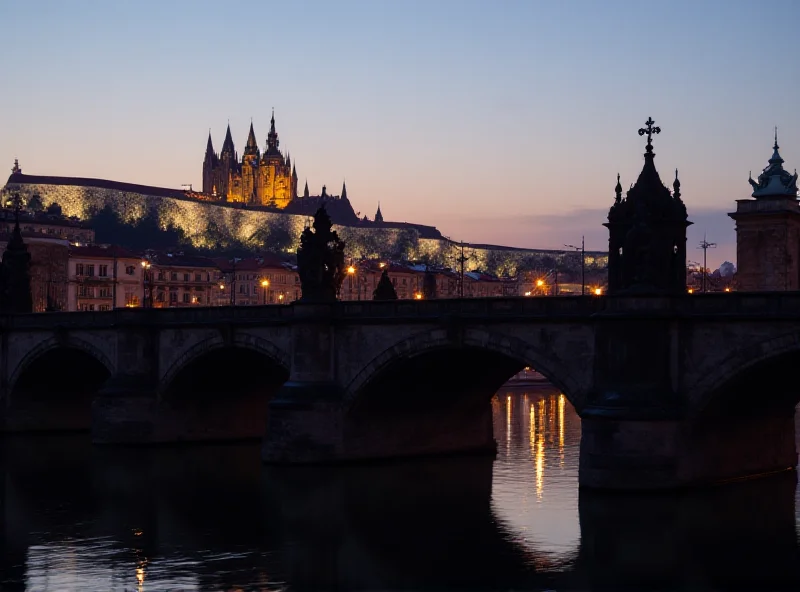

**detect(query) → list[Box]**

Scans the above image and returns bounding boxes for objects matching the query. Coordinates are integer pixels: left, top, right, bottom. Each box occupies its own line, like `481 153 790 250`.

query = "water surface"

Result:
2 387 800 590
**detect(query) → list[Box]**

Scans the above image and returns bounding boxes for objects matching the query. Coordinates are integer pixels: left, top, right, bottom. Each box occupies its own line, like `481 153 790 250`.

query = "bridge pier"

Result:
579 411 797 489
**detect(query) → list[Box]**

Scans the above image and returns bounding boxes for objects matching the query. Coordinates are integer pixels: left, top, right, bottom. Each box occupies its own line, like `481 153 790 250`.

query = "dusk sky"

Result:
3 0 799 267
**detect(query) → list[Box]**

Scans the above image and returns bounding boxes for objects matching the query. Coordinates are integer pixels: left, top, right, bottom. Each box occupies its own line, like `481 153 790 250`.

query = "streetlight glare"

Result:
594 287 602 295
536 279 544 287
347 266 356 274
261 279 269 287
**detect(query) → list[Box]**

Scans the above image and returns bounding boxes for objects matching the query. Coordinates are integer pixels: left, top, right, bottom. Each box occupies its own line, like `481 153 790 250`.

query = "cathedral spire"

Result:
375 201 383 223
286 152 291 169
303 179 309 198
221 122 235 156
244 121 259 156
267 109 279 152
341 181 348 200
205 130 214 156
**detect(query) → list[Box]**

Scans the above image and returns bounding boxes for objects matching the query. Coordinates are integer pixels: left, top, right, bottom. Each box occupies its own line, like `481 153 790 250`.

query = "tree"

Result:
46 202 63 217
27 194 44 213
373 269 398 300
0 214 33 313
296 206 346 302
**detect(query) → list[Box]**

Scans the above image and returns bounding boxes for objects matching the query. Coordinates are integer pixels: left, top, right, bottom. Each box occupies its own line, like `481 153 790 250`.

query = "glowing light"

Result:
558 393 565 453
529 403 535 455
724 287 731 292
536 279 544 287
414 292 423 300
536 399 546 499
219 283 225 290
278 293 284 301
379 262 386 268
347 266 356 274
593 287 602 296
688 288 694 294
524 291 532 297
506 395 512 454
261 279 269 287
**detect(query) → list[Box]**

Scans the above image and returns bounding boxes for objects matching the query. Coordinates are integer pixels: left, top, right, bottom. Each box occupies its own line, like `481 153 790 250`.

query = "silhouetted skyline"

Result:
3 0 799 266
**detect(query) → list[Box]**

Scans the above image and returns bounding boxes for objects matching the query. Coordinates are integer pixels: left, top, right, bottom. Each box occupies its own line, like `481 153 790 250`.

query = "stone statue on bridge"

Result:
373 268 398 300
0 204 33 314
297 205 346 301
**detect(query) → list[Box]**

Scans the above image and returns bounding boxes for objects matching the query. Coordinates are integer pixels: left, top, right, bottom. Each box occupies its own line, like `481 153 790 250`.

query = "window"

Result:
75 263 84 276
99 287 111 298
157 291 165 302
99 265 108 277
171 272 178 281
79 286 94 298
87 264 95 277
183 273 189 281
182 292 190 303
125 265 135 275
99 304 110 311
79 303 95 311
157 272 164 281
169 292 177 303
195 273 202 282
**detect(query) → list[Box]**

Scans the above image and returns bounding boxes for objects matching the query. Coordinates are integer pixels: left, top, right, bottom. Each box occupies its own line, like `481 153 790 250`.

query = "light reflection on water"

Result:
2 389 800 590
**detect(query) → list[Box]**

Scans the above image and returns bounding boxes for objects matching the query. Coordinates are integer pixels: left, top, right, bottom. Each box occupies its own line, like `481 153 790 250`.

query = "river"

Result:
1 387 799 591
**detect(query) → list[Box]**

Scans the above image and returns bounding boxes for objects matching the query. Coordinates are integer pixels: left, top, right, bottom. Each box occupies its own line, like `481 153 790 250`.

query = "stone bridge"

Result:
2 294 800 489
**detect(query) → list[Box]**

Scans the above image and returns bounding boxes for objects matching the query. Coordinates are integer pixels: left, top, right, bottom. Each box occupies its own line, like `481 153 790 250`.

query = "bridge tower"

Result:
729 130 800 291
605 117 691 295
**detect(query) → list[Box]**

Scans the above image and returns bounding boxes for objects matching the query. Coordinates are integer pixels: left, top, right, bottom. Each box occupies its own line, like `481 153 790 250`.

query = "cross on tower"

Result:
638 117 661 153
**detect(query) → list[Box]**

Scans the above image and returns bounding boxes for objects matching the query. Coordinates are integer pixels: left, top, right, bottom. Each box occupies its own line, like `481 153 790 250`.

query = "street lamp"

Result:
140 260 151 308
593 287 602 296
564 236 585 296
261 278 269 304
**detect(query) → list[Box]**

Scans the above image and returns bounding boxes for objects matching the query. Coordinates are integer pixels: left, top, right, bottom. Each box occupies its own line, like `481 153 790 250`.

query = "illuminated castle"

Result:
202 111 298 208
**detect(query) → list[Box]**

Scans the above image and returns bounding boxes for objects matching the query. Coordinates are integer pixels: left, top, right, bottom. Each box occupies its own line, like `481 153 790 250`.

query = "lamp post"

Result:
564 236 585 295
347 265 356 301
261 278 269 304
140 260 151 308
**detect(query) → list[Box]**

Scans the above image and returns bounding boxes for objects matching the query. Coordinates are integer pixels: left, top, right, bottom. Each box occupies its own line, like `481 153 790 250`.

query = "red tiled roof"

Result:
70 245 141 259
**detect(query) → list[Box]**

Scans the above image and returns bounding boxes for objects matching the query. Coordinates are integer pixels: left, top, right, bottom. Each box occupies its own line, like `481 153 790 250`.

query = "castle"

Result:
203 111 298 208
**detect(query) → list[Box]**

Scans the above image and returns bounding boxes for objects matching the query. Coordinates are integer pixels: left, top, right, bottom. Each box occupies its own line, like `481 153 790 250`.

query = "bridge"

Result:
1 293 799 489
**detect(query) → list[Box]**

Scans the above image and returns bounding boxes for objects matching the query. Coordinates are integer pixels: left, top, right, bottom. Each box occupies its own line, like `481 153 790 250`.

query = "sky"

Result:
2 0 799 267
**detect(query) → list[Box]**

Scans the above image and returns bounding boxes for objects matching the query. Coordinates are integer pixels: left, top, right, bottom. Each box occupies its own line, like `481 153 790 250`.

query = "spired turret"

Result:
730 130 800 291
605 117 691 295
748 129 799 199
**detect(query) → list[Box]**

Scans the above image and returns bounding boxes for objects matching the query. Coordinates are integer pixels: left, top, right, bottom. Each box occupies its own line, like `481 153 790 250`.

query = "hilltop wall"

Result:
3 181 607 276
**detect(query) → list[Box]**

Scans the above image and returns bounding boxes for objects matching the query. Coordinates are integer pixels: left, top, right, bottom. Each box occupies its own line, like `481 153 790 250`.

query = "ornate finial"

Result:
638 117 661 153
775 126 779 150
673 168 681 198
614 173 622 203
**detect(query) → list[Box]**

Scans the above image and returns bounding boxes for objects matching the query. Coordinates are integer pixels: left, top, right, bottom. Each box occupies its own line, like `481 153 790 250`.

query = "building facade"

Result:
0 231 69 312
148 254 220 308
202 113 298 208
68 245 144 311
730 132 800 291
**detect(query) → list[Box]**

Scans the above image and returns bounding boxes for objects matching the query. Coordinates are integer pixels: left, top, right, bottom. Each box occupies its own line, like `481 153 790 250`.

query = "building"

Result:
729 131 800 291
0 207 94 245
203 113 298 208
605 118 690 295
147 253 220 308
0 230 69 312
215 257 300 306
68 245 143 311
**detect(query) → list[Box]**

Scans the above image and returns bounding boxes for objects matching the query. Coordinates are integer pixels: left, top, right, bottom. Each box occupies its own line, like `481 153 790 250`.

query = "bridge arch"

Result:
9 336 114 395
343 326 585 411
156 332 290 442
689 329 800 417
159 333 290 396
7 336 114 431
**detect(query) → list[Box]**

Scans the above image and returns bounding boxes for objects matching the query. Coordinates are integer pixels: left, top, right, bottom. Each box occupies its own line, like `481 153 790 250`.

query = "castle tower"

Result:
375 202 383 223
729 129 800 291
242 121 260 203
202 132 218 195
217 123 237 200
258 110 294 208
605 117 691 294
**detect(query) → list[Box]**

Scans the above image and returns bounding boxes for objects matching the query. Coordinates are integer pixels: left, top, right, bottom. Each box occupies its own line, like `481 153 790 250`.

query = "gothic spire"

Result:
292 163 298 180
244 121 259 156
267 109 279 152
286 152 291 169
303 179 309 198
205 130 215 156
221 122 235 156
673 169 681 200
341 181 348 200
375 202 383 223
